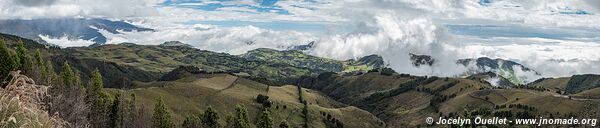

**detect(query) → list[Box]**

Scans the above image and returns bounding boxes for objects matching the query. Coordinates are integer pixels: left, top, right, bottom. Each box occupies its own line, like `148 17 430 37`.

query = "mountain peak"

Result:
159 41 192 47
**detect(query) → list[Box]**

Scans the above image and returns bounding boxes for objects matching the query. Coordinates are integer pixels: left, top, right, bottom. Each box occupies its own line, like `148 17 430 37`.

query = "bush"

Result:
0 71 68 127
380 67 396 76
256 94 272 108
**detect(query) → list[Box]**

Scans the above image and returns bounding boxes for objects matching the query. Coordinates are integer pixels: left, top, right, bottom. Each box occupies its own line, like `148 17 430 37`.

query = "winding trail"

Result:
215 77 240 93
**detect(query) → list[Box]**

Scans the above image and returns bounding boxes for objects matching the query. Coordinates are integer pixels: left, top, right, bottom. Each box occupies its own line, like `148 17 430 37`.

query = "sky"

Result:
2 0 600 78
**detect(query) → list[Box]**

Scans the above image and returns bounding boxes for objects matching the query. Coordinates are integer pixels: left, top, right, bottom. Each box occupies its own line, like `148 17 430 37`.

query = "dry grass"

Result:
0 71 67 128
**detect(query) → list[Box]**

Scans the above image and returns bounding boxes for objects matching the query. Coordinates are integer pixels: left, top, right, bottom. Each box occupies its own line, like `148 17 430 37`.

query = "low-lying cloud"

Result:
15 0 600 79
0 0 161 19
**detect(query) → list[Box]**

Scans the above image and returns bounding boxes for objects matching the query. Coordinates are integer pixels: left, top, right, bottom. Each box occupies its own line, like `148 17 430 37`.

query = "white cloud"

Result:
99 24 316 55
39 35 96 48
0 0 162 19
10 0 600 79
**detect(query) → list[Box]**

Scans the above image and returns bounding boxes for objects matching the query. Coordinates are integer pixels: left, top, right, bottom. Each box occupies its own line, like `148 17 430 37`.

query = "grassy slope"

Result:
106 73 383 128
67 44 321 85
300 72 600 127
240 48 383 74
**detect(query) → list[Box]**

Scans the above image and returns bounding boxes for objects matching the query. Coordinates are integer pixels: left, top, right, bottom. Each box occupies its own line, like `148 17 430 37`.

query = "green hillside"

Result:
3 32 600 128
299 70 600 127
106 73 384 128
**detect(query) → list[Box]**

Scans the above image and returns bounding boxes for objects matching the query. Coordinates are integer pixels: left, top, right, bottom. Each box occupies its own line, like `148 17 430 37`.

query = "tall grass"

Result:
0 71 67 127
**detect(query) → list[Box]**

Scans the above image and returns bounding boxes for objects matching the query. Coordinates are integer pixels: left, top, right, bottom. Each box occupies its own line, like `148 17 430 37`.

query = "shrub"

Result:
0 71 68 127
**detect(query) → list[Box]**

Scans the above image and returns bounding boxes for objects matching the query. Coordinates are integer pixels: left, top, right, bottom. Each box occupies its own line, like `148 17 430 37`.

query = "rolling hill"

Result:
299 70 600 127
106 72 384 128
3 32 600 127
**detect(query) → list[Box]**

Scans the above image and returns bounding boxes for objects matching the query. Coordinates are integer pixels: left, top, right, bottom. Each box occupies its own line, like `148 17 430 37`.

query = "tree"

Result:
0 39 17 80
87 68 111 128
124 93 138 128
153 97 174 128
34 49 47 83
15 39 32 75
48 61 89 127
181 116 201 128
60 61 75 89
200 106 220 128
44 60 57 86
278 121 290 128
256 110 273 128
233 105 251 128
110 93 123 128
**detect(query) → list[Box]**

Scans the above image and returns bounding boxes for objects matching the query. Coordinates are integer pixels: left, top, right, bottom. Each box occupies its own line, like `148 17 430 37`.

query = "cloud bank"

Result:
0 0 161 19
8 0 600 79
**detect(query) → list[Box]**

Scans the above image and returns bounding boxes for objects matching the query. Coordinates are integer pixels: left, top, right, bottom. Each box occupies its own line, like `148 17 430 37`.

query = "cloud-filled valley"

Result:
3 0 600 81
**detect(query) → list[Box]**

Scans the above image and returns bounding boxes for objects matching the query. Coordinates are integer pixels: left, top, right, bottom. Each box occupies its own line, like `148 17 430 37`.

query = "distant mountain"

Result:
240 48 384 73
408 53 541 85
287 41 315 51
409 53 434 67
0 18 153 45
458 57 541 85
158 41 193 47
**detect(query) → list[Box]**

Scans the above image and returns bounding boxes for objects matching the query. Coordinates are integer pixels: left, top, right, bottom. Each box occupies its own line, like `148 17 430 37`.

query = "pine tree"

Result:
200 106 220 128
111 93 122 128
34 49 47 83
181 116 201 128
0 39 17 79
256 110 273 128
45 60 56 86
153 97 174 128
60 61 74 89
50 61 90 127
15 39 32 74
125 93 138 128
233 105 251 128
87 69 106 117
278 121 290 128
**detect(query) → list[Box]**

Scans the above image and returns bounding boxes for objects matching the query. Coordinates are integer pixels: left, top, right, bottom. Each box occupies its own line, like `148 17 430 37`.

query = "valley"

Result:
2 32 600 127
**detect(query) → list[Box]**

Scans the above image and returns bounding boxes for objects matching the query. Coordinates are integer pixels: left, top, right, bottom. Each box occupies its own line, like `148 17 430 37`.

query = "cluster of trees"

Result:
180 104 292 128
1 39 182 128
364 78 424 103
319 111 344 128
256 94 272 108
417 80 459 95
494 104 536 111
1 39 305 128
366 67 397 76
429 93 457 112
514 86 549 92
0 39 37 84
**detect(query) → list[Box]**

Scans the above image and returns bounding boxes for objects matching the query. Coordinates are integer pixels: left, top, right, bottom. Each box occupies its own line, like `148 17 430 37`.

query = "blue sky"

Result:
160 0 289 14
155 0 600 41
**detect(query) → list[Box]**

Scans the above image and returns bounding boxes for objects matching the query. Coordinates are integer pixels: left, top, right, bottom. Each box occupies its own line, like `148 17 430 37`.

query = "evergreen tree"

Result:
110 94 122 128
49 61 90 127
256 110 273 128
233 105 251 128
34 49 47 83
45 60 57 86
125 93 138 128
74 69 85 92
181 116 201 128
200 106 220 128
15 39 32 74
60 61 74 89
278 121 290 128
153 97 174 128
87 69 106 117
0 39 17 79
